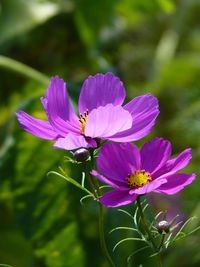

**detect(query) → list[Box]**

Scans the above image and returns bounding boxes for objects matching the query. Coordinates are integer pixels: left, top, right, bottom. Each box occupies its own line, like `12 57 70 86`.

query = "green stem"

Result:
0 55 49 85
83 153 98 199
87 173 98 199
87 149 116 267
88 148 100 197
158 234 166 251
98 203 116 267
136 196 163 267
136 196 157 249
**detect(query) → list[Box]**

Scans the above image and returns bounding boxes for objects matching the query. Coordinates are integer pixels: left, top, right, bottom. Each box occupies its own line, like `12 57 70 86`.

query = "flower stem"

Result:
98 203 116 267
85 150 98 199
158 234 166 251
136 196 157 249
87 149 116 267
136 196 163 267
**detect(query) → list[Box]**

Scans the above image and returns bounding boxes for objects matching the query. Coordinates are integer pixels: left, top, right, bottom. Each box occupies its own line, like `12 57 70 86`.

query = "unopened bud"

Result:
157 220 170 234
73 148 90 162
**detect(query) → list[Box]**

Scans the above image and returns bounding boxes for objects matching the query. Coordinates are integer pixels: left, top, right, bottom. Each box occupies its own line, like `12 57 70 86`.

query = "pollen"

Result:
127 170 152 188
79 110 89 134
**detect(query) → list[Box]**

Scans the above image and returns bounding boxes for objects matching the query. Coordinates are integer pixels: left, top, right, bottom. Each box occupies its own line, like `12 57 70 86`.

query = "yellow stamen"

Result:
79 110 89 134
127 170 152 188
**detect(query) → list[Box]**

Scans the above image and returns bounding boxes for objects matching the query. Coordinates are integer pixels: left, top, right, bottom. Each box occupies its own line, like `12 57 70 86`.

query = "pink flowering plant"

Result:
91 138 195 207
16 73 199 267
16 73 159 149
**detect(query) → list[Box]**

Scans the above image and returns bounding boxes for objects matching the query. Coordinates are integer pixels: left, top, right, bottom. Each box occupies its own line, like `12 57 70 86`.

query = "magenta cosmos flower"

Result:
16 73 159 150
91 138 195 207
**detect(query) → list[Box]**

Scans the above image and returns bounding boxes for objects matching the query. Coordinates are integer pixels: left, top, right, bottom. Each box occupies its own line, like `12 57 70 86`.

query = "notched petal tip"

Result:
15 110 22 117
50 75 65 82
78 72 126 114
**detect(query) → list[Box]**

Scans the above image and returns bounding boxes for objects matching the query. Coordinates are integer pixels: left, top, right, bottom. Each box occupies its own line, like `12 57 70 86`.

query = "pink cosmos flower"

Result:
16 73 159 150
91 138 195 207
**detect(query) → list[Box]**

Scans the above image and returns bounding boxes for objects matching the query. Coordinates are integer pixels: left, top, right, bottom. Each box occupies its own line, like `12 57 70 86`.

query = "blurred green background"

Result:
0 0 200 266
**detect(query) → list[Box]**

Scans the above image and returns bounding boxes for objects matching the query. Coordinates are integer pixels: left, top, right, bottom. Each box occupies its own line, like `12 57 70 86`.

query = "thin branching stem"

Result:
83 158 98 199
158 234 166 251
136 196 157 249
99 203 116 267
87 149 116 267
136 196 163 267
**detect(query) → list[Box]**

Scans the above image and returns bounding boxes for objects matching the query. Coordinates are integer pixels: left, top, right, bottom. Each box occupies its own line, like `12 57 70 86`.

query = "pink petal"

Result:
155 173 196 195
99 190 137 207
141 138 171 174
45 76 77 122
48 116 80 137
45 76 80 136
90 170 127 189
53 133 97 150
85 104 132 138
78 72 126 114
108 94 159 142
129 177 167 195
16 111 58 140
97 143 141 181
152 149 192 178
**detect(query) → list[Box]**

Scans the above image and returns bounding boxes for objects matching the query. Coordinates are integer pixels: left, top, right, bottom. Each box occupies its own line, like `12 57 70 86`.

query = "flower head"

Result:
91 138 196 207
16 73 159 150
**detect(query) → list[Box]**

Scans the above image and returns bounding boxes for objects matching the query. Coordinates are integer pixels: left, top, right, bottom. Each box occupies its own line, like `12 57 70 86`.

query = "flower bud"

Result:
157 220 170 234
73 148 90 162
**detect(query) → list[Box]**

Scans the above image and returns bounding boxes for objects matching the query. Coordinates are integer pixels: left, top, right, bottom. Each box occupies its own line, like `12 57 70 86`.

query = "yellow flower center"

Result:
127 170 152 188
79 110 89 134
